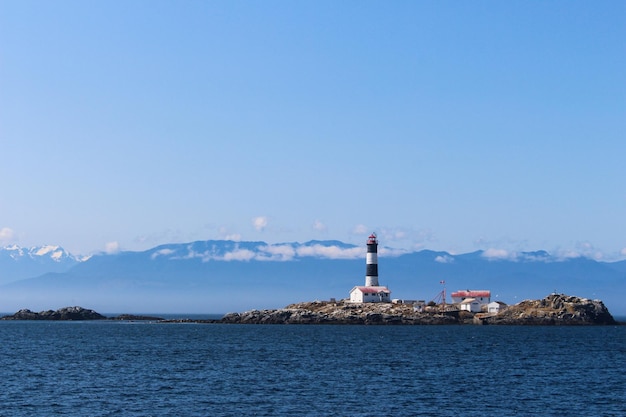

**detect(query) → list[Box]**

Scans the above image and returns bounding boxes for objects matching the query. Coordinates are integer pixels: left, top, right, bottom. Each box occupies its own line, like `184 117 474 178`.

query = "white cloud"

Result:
189 243 366 262
151 248 175 260
435 255 455 264
312 219 327 232
555 249 582 260
378 247 408 257
296 244 364 259
181 244 269 262
621 248 626 256
179 245 205 261
148 240 415 263
252 216 268 231
260 244 296 260
0 227 16 244
222 248 257 261
591 252 604 261
104 241 120 254
577 242 604 261
554 241 605 261
482 248 517 261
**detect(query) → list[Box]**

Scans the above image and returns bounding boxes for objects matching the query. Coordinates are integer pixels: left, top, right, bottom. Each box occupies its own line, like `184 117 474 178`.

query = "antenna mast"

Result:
440 280 446 311
430 280 447 311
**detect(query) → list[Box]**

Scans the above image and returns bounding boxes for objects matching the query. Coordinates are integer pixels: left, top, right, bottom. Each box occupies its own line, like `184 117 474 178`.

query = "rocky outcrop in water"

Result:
221 301 460 325
482 293 616 325
1 306 106 321
1 294 616 325
109 314 165 321
221 294 618 325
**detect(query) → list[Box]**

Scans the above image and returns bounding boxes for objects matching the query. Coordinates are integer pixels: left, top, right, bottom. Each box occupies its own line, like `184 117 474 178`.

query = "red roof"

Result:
353 286 390 294
451 290 491 298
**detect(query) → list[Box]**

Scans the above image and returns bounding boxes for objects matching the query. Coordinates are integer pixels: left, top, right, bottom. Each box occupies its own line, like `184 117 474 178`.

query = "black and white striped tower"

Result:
365 233 379 286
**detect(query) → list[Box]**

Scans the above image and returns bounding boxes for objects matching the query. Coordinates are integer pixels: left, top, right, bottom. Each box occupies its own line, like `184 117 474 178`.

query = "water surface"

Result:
1 322 624 416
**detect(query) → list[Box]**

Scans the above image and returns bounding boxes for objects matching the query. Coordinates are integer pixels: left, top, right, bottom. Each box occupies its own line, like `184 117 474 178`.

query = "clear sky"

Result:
1 1 624 259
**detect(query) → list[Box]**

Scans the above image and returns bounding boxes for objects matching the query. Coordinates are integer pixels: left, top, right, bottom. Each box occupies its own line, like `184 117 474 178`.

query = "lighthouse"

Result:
365 233 379 286
349 232 391 303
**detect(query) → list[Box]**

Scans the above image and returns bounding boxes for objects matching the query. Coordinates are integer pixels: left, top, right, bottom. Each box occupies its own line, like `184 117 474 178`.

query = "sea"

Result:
0 319 624 417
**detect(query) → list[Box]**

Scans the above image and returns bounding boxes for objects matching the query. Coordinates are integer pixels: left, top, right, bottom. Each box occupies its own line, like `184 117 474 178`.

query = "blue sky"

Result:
1 1 624 259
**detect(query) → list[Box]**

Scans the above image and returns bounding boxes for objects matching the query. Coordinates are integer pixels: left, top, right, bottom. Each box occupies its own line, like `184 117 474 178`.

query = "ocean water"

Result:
0 322 624 417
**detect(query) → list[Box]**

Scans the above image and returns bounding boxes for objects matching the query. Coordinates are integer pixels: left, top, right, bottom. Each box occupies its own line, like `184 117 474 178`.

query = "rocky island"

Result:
222 300 458 325
0 294 618 325
221 293 618 325
481 293 617 325
0 307 164 321
1 306 107 321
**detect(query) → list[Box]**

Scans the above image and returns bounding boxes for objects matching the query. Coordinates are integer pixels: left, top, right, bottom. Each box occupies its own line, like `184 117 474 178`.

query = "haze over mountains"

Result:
1 240 624 315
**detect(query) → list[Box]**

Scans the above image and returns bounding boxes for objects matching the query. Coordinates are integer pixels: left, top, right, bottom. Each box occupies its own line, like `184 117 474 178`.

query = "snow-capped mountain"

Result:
0 240 624 315
2 245 77 262
0 245 80 283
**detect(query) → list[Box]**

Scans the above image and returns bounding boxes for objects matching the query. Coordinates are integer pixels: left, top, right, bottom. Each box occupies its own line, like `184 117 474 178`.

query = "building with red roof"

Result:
451 290 491 305
349 286 391 303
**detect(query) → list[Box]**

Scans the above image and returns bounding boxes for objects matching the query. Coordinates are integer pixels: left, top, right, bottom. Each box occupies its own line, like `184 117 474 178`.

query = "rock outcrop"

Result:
221 301 460 325
109 314 165 321
1 294 616 325
482 293 616 325
221 294 618 325
1 306 107 321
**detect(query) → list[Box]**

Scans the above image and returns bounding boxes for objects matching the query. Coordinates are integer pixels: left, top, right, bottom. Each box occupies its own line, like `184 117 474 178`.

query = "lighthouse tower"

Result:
349 232 391 303
365 233 379 286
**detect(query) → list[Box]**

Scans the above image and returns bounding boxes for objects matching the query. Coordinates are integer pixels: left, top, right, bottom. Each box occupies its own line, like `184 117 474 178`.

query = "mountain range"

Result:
1 240 625 315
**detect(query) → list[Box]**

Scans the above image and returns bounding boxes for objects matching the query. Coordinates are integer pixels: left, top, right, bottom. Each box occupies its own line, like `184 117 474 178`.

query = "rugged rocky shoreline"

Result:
0 294 619 325
220 293 618 325
221 301 461 325
481 294 617 325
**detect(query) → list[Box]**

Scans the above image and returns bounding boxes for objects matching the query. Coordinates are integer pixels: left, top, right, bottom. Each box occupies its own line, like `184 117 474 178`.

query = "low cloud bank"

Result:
149 242 410 262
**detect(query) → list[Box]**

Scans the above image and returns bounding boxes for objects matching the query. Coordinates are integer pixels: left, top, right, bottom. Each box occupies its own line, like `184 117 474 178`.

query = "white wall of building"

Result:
460 299 482 312
349 287 390 303
488 301 507 313
350 289 363 303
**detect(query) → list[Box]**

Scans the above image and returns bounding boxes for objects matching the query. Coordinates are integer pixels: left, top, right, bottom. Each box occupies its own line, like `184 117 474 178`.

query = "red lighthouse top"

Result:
367 233 378 244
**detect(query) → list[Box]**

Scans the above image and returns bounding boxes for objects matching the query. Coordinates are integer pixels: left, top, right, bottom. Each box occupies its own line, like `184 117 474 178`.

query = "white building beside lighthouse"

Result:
349 233 391 303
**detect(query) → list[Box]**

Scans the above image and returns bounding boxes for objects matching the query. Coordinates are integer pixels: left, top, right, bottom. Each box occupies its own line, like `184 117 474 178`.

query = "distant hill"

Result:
1 240 624 315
